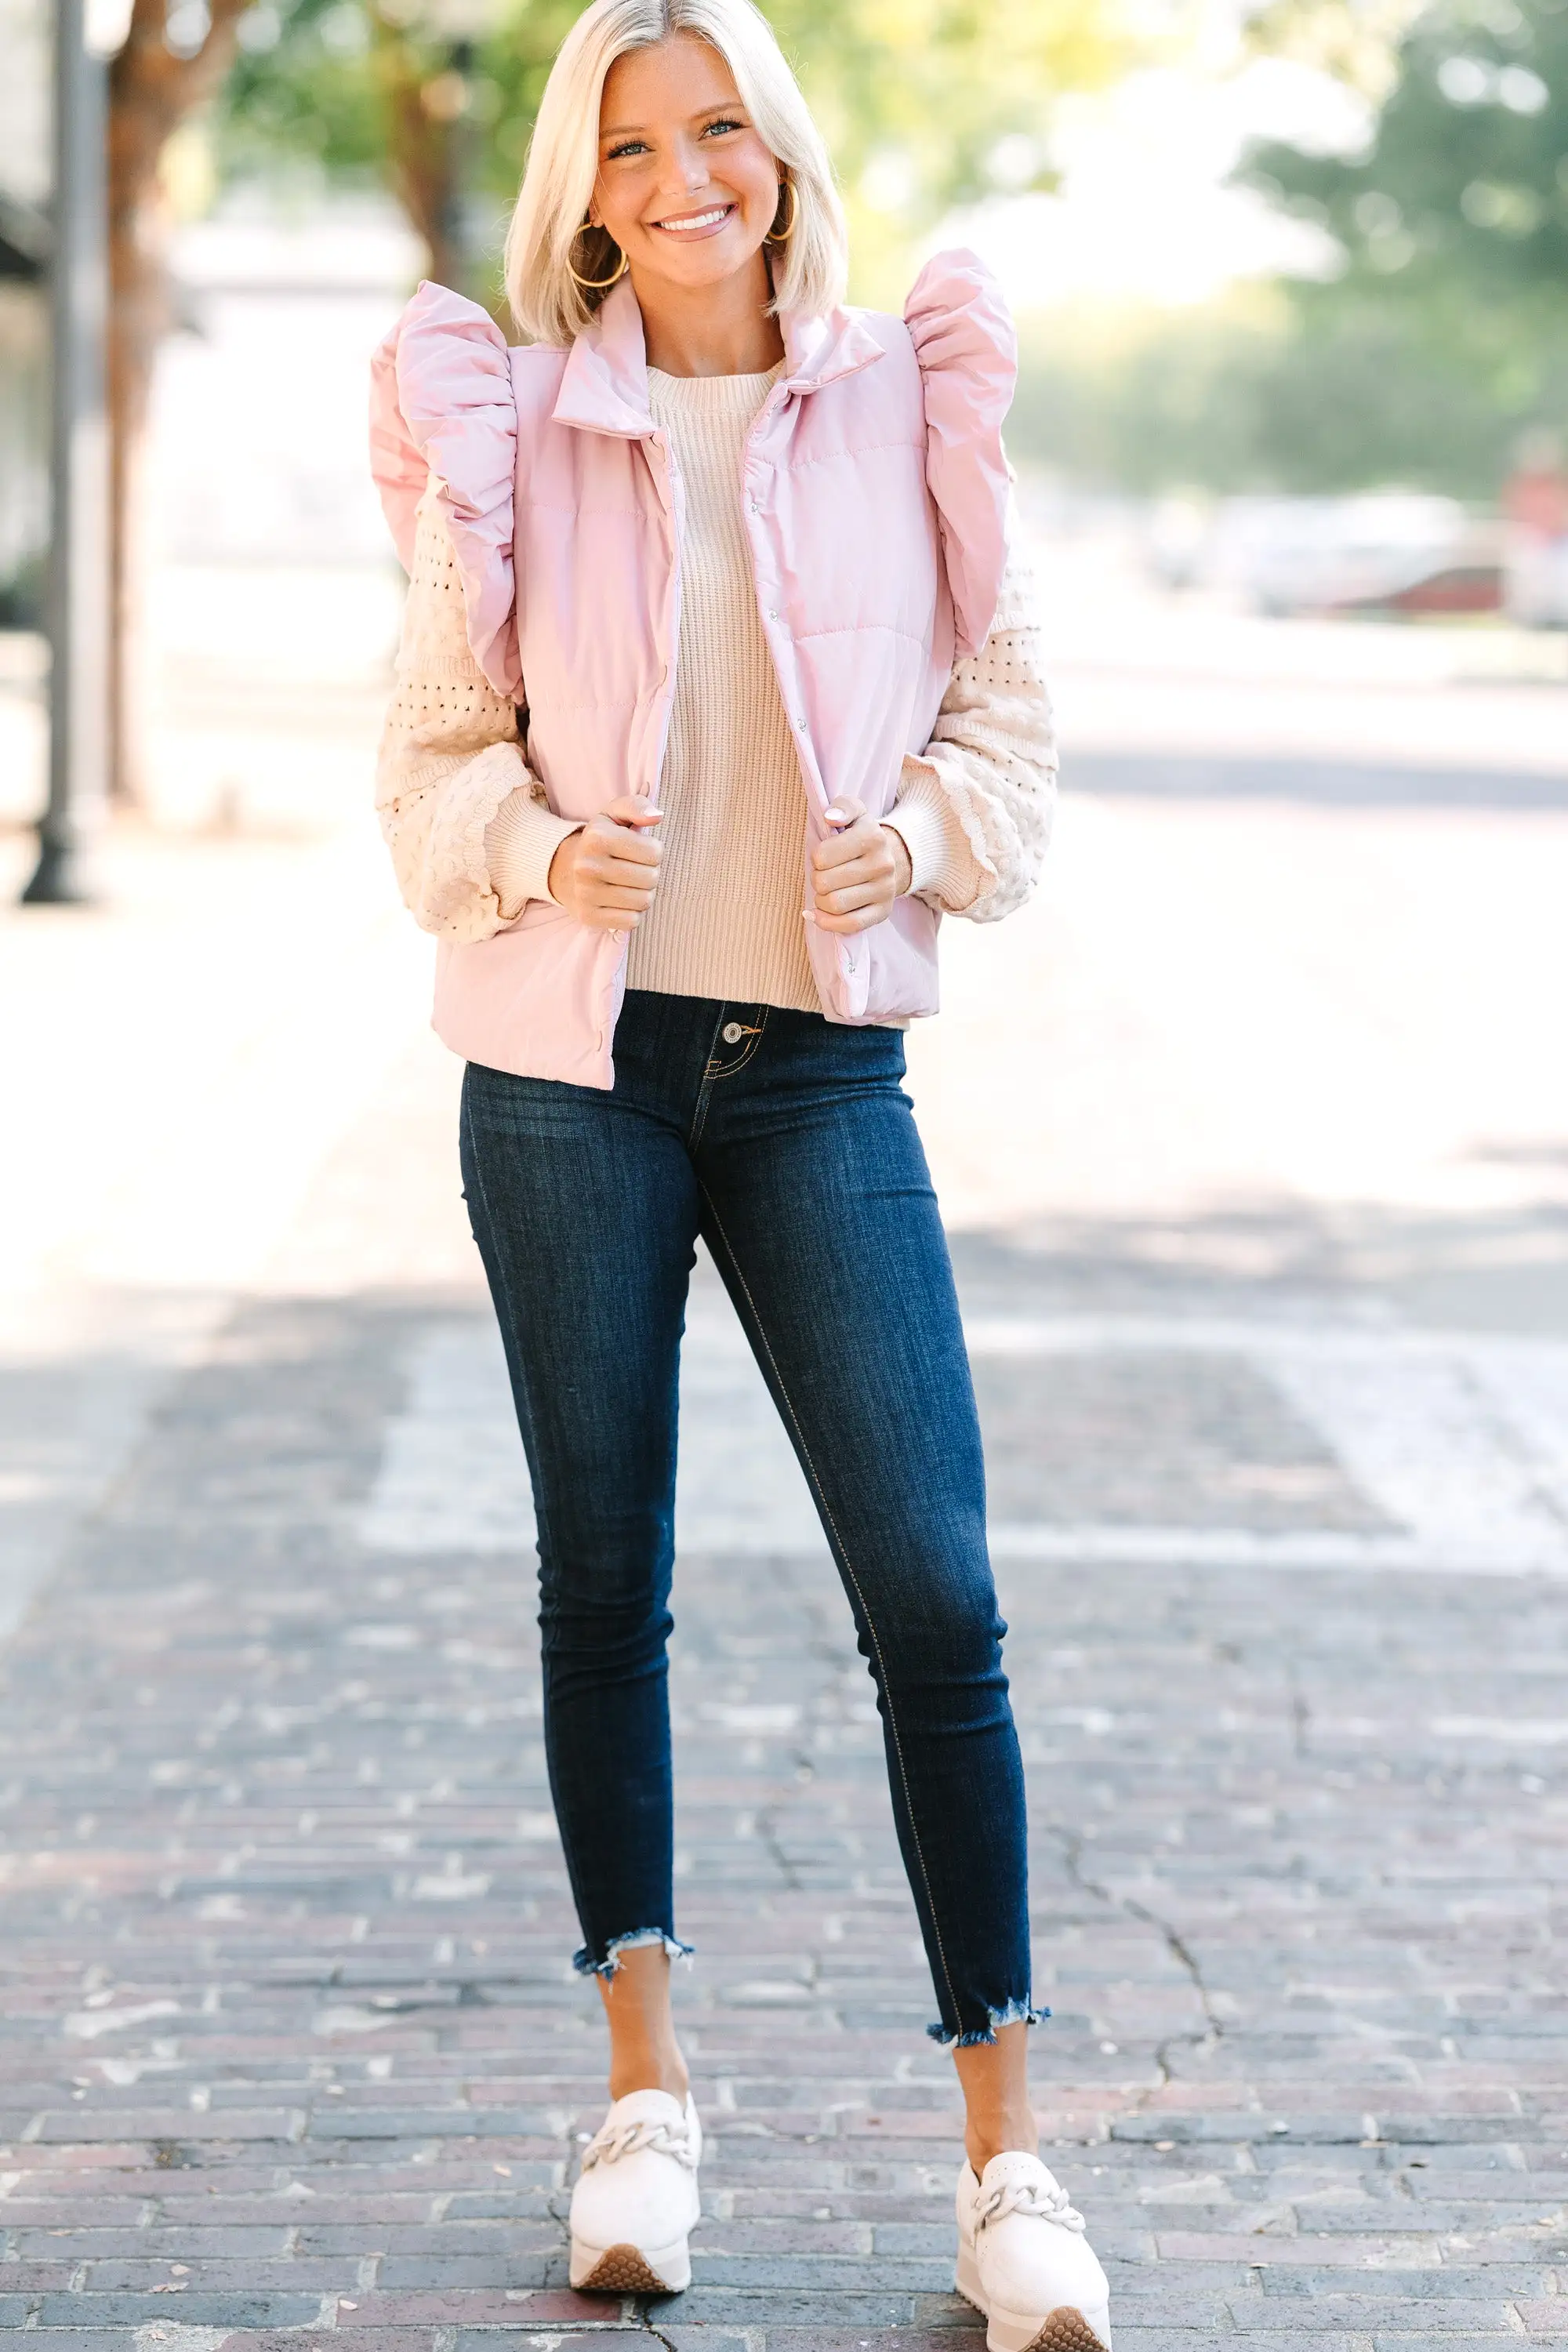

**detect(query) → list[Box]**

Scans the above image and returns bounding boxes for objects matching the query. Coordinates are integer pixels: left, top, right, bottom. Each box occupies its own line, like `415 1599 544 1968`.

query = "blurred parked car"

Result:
1204 494 1503 618
1502 432 1568 629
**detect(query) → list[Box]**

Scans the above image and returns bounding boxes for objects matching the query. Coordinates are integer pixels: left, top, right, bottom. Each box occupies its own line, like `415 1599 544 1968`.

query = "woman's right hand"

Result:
548 794 664 931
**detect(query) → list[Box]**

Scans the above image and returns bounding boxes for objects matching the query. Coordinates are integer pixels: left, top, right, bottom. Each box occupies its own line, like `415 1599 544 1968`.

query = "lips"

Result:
650 202 736 237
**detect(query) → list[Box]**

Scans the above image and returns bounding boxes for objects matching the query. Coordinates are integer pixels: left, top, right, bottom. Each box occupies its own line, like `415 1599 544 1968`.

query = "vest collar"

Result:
550 274 885 436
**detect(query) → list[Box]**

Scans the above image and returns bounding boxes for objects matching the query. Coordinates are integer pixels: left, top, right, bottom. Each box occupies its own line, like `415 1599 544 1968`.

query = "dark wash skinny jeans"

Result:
459 988 1035 2046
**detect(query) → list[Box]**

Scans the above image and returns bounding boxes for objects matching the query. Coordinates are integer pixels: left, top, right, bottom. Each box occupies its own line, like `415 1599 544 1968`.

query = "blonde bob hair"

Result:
503 0 848 347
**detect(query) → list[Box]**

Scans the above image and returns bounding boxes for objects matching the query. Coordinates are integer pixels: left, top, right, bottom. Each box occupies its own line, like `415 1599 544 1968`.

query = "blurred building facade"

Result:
0 0 49 626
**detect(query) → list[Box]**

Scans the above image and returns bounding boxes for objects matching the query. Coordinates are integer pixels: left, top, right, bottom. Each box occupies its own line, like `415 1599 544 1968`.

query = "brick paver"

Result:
6 584 1568 2350
4 1262 1567 2351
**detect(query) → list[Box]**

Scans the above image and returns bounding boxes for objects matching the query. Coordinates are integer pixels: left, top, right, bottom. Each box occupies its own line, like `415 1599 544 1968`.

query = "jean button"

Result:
721 1021 745 1044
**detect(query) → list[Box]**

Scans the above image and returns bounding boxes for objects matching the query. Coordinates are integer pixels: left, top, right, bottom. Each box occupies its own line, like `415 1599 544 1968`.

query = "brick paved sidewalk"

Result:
6 707 1568 2352
4 1257 1568 2352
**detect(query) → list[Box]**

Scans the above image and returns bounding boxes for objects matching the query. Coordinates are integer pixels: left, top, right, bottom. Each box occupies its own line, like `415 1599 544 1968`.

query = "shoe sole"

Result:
956 2245 1111 2352
570 2236 691 2294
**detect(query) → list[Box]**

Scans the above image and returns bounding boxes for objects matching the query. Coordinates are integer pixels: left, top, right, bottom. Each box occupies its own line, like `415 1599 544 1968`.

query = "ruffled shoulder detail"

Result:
369 281 521 698
904 249 1018 659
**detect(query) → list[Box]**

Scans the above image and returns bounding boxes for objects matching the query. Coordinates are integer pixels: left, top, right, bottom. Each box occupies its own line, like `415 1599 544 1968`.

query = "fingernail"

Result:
801 909 818 927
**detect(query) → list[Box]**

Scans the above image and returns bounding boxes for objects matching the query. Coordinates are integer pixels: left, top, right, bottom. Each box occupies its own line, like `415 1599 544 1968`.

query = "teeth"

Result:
658 207 729 232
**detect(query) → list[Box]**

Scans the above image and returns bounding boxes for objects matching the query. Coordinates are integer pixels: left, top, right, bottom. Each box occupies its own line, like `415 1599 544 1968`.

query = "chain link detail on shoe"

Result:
580 2116 699 2172
975 2178 1087 2234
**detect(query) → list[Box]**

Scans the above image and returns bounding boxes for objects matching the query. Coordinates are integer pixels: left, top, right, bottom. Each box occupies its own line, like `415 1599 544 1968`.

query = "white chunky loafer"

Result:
568 2087 702 2294
956 2151 1112 2352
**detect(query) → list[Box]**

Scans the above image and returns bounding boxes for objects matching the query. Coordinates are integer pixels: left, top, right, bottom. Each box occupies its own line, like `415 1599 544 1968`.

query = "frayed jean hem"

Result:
927 1998 1046 2049
573 1927 695 1981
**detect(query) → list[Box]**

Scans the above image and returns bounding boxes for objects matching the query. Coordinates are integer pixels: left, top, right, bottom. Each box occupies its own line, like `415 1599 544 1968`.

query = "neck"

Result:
631 249 785 377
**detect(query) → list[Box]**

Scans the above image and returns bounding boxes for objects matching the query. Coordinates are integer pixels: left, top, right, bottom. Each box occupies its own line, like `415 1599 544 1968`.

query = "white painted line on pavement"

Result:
1265 1348 1566 1569
961 1316 1568 1368
970 1312 1568 1573
1432 1715 1568 1742
354 1322 535 1557
1468 1347 1568 1523
354 1312 1568 1575
986 1526 1568 1576
355 1314 825 1557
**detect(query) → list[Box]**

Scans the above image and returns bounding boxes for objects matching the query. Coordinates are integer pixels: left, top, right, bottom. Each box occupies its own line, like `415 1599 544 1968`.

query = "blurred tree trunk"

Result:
369 4 468 297
107 0 249 804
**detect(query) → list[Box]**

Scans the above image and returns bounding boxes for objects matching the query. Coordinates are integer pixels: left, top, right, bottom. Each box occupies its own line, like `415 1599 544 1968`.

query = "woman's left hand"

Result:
808 797 913 934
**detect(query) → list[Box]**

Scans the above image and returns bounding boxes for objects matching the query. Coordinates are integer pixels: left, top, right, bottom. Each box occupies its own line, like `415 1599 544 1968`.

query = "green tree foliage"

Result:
1215 0 1568 492
219 0 579 192
1240 0 1568 314
213 0 1131 300
1011 0 1568 502
1006 289 1568 495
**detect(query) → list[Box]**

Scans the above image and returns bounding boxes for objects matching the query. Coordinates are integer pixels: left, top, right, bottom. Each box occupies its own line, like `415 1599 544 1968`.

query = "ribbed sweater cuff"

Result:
484 785 583 917
886 762 983 905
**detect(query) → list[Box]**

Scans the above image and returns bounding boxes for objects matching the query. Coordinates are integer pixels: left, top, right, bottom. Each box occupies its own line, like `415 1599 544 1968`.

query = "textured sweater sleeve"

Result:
375 483 576 936
885 497 1056 921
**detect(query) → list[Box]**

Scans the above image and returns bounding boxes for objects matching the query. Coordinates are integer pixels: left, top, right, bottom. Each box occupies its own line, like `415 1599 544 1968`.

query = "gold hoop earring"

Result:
766 177 798 243
568 221 629 290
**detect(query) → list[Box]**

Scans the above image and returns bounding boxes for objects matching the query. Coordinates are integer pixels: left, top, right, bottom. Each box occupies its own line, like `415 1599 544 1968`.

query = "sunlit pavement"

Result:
2 567 1568 2347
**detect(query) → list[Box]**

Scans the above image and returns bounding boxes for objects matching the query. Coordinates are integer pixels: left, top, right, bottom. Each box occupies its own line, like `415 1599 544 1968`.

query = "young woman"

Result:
370 2 1108 2343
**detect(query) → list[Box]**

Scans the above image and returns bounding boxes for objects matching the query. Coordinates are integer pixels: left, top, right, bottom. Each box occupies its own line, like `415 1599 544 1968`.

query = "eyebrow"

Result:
599 101 747 138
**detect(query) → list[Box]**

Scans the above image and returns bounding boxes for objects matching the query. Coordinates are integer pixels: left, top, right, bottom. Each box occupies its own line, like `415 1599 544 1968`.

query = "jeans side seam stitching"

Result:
459 1082 601 1958
696 1181 964 2034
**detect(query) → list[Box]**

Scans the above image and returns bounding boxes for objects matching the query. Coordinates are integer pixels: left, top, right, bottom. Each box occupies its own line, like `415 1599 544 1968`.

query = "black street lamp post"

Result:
22 0 110 906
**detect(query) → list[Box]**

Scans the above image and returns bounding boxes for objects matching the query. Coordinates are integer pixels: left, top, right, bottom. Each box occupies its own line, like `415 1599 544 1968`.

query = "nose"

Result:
661 132 710 198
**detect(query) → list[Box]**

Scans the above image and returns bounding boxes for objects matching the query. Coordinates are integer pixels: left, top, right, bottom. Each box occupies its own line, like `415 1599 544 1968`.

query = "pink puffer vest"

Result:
369 251 1016 1088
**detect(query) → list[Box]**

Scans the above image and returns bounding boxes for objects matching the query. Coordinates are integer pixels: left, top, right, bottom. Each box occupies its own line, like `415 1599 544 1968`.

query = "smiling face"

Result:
590 33 783 303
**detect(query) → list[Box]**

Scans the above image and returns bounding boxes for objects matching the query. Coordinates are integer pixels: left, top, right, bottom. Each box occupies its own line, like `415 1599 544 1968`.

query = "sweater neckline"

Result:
646 361 784 422
646 361 784 387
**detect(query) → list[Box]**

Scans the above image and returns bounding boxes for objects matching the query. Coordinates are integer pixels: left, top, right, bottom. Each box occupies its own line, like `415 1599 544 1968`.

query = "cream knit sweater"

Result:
636 365 815 1007
376 373 1058 1000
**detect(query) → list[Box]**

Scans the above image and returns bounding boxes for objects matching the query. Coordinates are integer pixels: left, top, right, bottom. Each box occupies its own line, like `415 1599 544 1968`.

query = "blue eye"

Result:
607 139 648 159
702 116 744 135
